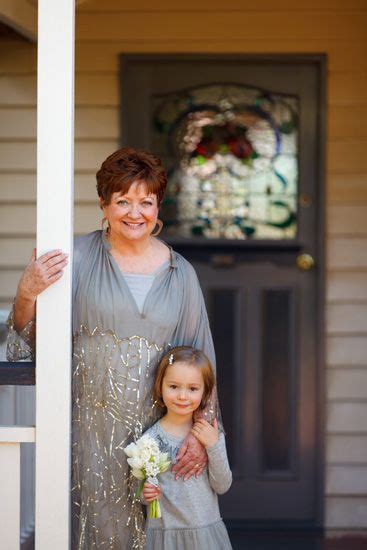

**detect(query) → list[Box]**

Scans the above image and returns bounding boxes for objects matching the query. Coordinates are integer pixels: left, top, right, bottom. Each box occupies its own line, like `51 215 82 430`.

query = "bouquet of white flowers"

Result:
124 434 171 519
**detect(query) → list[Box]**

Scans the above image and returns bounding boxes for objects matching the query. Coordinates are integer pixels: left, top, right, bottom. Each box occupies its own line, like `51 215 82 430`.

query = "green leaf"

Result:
136 479 145 498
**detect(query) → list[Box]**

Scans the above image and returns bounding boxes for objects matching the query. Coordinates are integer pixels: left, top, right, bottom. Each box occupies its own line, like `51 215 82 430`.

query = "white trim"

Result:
36 1 75 548
0 0 37 41
0 442 21 549
0 425 35 442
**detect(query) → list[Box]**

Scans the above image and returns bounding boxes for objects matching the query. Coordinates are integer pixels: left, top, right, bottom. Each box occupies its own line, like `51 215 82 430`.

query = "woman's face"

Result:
102 181 159 242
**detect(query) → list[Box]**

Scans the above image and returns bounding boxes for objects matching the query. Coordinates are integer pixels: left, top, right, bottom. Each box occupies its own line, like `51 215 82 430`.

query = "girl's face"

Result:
102 181 159 242
161 362 205 418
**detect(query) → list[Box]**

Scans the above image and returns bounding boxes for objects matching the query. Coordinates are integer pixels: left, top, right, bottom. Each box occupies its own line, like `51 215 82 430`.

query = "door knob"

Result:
296 253 315 271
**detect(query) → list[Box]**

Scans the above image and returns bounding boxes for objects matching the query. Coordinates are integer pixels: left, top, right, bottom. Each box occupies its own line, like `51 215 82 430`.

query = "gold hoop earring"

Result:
101 217 109 233
151 219 163 237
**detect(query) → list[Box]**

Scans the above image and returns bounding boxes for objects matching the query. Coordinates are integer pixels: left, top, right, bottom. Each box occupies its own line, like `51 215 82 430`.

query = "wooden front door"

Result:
121 55 324 526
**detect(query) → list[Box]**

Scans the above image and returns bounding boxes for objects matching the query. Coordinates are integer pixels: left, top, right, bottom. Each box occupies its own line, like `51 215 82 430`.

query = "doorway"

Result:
120 54 325 527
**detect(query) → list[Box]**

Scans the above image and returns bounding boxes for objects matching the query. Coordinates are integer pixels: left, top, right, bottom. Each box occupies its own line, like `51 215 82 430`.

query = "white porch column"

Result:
36 1 75 548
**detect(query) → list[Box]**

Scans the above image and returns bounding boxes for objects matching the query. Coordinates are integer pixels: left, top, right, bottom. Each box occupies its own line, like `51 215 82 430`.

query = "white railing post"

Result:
36 1 75 548
0 427 36 550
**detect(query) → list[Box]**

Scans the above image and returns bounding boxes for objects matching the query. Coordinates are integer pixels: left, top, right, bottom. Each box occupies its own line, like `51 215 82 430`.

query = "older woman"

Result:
7 148 217 549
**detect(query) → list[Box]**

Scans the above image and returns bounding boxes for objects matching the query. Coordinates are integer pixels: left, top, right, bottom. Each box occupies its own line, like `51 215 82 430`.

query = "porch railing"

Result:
0 363 35 549
0 363 35 386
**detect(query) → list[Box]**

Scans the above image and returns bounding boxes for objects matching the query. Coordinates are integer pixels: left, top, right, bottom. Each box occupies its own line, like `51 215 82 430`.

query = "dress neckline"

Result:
157 420 188 444
100 230 173 319
101 229 177 272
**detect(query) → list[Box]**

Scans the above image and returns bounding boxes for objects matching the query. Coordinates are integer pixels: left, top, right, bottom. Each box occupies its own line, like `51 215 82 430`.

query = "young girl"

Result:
142 346 233 550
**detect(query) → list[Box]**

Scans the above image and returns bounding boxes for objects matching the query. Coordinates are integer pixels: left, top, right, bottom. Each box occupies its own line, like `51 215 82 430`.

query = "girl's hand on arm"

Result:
172 433 208 481
142 482 161 503
191 418 219 449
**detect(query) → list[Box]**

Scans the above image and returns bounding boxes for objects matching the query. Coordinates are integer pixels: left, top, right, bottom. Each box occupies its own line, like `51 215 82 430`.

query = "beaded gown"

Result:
7 230 216 549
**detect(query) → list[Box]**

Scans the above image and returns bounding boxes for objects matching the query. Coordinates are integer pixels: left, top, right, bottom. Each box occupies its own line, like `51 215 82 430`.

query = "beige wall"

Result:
0 0 366 531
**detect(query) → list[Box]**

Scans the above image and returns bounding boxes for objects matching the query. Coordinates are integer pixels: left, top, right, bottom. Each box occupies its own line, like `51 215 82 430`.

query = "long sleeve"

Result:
207 433 232 495
173 256 220 423
6 234 85 363
6 305 35 361
174 258 216 369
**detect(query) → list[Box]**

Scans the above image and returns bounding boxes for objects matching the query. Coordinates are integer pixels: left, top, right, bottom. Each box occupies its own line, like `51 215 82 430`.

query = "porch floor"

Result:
23 531 367 550
229 531 367 550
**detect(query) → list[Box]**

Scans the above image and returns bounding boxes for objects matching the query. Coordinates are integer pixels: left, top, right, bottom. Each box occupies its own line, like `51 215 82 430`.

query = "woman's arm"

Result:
6 249 68 361
13 249 68 330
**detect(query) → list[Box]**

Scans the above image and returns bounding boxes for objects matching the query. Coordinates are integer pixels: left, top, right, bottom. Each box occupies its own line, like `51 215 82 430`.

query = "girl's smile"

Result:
161 362 205 419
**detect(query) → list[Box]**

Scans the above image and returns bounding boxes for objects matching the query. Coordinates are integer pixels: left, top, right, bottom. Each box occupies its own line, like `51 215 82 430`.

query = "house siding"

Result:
0 0 366 531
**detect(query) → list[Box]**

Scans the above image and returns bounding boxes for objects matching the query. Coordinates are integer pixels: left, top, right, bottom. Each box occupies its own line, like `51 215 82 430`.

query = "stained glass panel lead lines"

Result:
152 83 299 240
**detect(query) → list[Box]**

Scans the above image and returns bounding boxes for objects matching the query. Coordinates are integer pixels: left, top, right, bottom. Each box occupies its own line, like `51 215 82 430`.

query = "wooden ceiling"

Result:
0 20 28 40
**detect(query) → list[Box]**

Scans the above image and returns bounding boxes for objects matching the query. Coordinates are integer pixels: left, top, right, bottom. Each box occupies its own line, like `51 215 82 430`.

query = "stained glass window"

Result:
152 84 298 240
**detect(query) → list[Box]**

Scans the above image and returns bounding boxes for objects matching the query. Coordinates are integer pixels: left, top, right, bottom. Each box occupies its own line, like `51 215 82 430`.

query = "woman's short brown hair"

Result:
96 147 167 206
153 346 216 410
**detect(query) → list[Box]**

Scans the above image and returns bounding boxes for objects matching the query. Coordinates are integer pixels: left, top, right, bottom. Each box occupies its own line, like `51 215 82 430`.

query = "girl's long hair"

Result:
154 346 215 410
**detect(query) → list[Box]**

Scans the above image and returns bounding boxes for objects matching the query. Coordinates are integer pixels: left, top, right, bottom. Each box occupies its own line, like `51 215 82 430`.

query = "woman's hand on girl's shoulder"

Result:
18 249 69 301
191 418 219 449
142 481 161 503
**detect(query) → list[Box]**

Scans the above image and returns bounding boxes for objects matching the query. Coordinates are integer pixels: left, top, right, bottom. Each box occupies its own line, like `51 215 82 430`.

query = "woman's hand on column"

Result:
13 249 68 332
17 249 69 302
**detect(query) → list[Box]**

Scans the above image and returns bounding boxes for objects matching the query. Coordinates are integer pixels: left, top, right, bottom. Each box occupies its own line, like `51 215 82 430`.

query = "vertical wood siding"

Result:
0 0 366 530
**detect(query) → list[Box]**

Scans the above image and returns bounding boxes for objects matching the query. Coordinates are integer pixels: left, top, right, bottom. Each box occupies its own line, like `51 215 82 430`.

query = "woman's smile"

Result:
102 181 159 241
123 221 145 229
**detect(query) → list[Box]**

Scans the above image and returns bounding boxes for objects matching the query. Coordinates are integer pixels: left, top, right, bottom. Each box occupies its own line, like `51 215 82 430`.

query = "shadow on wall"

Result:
0 309 8 361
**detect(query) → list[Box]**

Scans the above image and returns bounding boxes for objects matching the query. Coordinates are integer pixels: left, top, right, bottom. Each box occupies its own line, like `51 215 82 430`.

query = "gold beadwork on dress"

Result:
6 304 219 548
72 325 168 549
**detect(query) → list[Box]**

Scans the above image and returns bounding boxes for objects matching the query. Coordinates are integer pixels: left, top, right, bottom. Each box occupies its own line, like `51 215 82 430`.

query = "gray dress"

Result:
143 421 233 550
7 230 217 550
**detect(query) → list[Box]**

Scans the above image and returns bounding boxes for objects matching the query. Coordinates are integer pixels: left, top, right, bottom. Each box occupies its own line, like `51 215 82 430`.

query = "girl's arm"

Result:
191 419 232 495
206 433 232 495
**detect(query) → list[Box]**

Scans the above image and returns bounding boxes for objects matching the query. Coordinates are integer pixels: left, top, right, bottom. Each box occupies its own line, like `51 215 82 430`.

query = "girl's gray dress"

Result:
143 421 232 550
6 230 217 550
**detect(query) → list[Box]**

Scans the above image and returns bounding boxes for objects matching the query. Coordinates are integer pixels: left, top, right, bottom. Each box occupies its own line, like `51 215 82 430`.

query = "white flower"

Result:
124 433 171 502
158 453 171 472
146 463 160 478
136 435 159 455
124 442 139 458
136 434 152 448
127 456 144 470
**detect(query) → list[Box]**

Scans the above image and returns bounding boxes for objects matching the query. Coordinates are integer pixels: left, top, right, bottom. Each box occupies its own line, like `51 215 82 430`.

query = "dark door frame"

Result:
120 53 327 530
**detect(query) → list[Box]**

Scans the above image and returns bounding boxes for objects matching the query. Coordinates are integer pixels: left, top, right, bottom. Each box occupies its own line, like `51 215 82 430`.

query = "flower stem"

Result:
149 497 161 519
